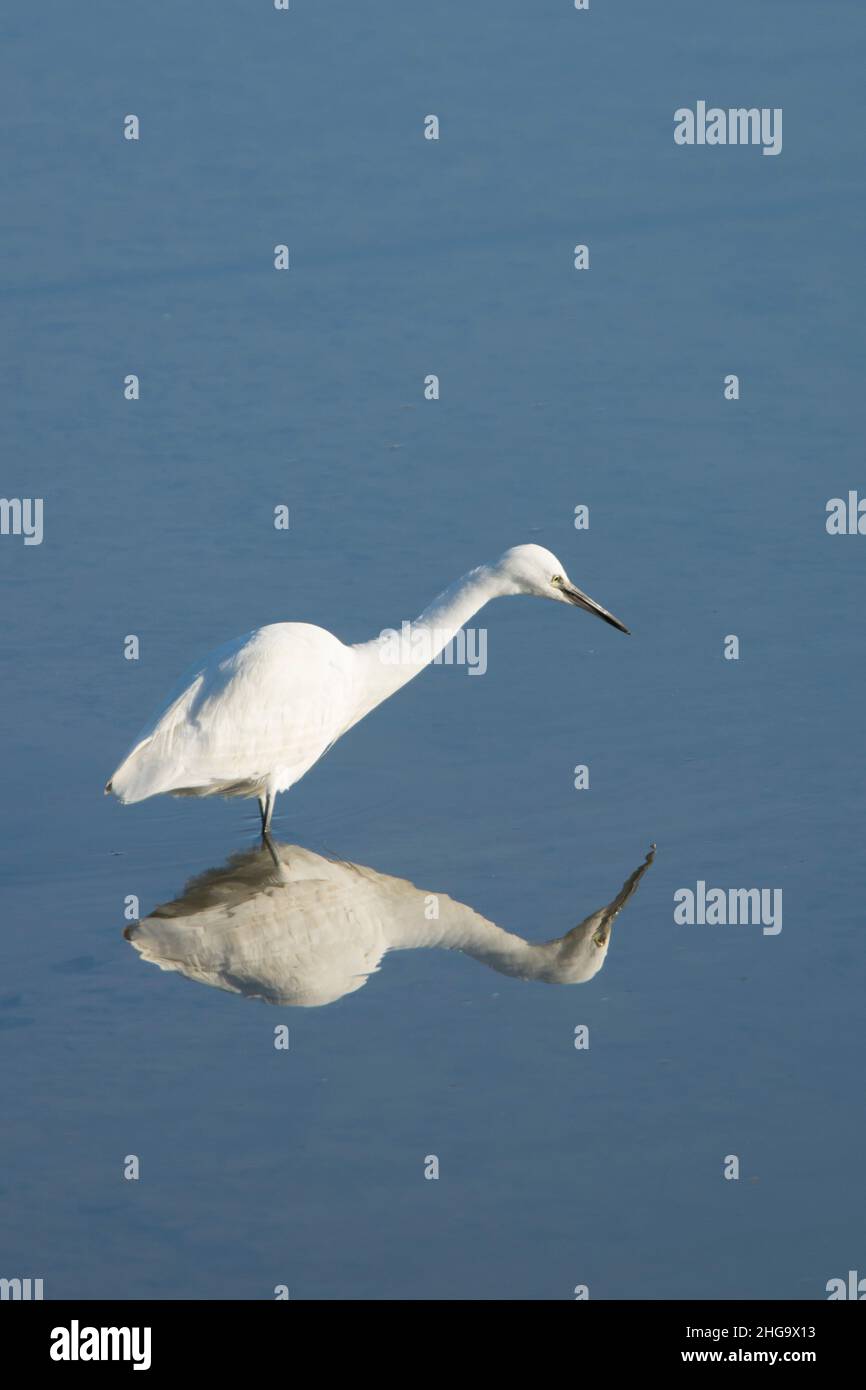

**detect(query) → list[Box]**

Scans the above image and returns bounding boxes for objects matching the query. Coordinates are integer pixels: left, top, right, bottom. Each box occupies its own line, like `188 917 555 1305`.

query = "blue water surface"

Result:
1 0 863 1299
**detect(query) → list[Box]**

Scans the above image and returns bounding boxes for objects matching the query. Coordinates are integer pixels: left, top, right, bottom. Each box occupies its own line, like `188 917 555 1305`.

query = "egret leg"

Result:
259 793 274 837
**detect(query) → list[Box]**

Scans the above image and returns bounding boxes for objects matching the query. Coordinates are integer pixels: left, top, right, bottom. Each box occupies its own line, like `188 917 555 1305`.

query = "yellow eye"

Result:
551 574 562 586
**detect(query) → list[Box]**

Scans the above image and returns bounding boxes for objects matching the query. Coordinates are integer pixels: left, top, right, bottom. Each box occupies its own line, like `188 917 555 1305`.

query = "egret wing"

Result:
107 624 356 802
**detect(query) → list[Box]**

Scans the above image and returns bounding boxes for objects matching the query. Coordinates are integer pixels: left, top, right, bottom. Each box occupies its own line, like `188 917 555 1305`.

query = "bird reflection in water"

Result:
124 842 655 1008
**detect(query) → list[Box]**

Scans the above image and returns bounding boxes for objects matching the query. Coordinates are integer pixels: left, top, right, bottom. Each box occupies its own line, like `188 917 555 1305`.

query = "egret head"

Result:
529 844 656 984
533 909 618 984
493 544 630 634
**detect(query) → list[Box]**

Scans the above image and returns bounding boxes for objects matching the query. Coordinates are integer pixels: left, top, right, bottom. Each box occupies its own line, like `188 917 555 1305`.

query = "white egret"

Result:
106 543 629 833
125 842 655 1006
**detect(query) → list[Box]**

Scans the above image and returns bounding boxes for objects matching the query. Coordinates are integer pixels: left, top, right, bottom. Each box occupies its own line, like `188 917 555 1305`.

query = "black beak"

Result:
562 583 630 634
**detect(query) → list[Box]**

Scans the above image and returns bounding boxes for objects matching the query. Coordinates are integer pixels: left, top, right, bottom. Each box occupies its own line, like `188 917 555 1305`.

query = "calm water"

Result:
1 1 864 1299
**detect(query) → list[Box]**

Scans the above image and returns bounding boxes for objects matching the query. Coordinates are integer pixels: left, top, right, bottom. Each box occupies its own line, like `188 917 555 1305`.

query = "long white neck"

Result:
381 885 617 985
349 563 501 726
384 890 546 978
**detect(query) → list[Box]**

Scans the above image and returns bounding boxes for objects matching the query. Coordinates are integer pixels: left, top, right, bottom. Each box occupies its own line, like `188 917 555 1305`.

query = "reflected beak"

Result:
562 583 630 634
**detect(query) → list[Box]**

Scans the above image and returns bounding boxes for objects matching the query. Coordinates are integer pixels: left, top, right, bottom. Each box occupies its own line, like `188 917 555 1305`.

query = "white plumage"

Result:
108 625 355 804
125 841 656 1006
106 543 628 832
